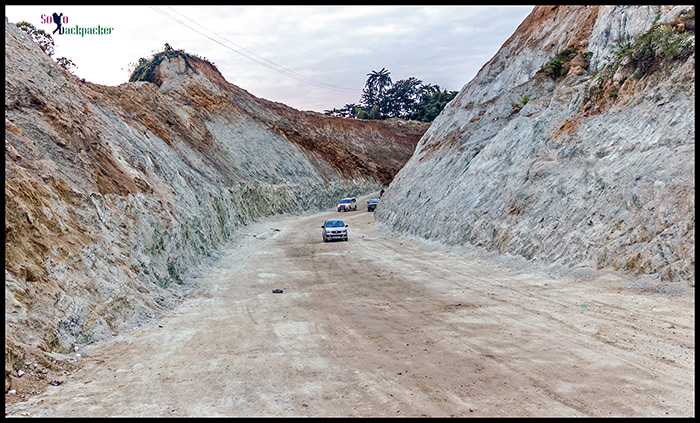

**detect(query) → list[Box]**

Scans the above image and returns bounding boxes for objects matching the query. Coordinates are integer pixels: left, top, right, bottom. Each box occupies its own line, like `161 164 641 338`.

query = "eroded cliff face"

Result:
377 6 694 286
4 21 427 389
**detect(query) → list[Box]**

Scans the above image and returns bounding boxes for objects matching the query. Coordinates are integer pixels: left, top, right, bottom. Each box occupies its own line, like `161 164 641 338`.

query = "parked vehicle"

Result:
321 219 348 242
367 197 380 212
337 197 357 212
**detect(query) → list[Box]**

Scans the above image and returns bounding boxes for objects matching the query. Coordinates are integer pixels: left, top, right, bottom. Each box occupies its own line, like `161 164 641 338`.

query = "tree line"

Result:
324 67 458 122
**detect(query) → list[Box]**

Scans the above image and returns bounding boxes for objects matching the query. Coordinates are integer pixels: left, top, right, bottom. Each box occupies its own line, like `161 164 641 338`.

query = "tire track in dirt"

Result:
5 193 694 417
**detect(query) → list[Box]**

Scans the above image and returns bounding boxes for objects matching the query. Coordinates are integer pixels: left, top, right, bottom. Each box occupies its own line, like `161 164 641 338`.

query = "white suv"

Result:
337 197 357 212
321 219 348 242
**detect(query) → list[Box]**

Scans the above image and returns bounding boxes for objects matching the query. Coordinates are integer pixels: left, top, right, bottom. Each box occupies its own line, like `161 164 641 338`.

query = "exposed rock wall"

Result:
5 20 426 388
376 5 694 285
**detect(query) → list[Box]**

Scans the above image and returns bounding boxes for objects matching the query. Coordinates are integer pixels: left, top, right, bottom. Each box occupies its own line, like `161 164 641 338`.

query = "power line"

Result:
163 6 347 90
150 6 361 93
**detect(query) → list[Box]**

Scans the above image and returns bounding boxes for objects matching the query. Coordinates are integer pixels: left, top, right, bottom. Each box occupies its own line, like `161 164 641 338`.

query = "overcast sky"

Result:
5 5 534 112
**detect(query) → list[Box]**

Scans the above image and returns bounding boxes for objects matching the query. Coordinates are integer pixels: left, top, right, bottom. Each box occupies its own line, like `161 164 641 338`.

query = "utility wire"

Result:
163 6 353 91
151 6 361 93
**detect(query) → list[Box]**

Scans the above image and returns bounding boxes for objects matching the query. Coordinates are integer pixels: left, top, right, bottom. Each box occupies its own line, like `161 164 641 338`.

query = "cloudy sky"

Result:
5 5 533 112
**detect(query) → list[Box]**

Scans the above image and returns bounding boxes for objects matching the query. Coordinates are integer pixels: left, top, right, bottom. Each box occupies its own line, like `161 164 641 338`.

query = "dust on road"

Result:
5 193 695 417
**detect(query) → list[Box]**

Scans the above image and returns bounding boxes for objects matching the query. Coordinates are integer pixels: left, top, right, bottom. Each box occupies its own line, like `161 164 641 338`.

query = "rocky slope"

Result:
5 20 427 390
377 6 694 286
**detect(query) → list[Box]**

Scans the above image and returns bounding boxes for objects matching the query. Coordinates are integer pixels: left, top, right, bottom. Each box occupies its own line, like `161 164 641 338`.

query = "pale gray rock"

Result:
377 5 694 286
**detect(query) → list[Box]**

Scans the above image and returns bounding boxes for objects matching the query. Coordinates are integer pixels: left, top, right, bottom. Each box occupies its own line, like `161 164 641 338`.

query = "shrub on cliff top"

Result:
129 43 219 83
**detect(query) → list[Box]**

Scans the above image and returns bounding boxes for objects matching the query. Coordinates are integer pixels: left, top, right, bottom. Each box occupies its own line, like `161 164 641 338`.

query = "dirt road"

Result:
5 193 695 417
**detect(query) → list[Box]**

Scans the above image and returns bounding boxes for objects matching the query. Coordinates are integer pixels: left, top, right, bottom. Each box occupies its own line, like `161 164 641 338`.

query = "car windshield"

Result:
340 199 352 203
325 220 344 227
369 198 380 203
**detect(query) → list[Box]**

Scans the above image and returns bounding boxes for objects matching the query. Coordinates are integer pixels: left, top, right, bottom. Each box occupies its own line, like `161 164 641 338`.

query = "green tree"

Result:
382 77 423 119
361 68 392 108
356 105 381 120
410 86 458 122
325 68 457 122
417 83 440 99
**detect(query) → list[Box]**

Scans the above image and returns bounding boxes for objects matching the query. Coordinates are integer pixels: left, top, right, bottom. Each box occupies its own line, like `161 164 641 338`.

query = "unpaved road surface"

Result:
6 193 695 417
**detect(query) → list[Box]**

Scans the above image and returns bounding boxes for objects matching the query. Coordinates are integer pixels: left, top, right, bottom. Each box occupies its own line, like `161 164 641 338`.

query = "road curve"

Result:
6 193 695 417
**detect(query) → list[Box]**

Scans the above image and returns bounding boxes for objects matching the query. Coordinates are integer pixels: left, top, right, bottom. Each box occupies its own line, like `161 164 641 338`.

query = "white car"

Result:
337 197 357 212
321 219 348 242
